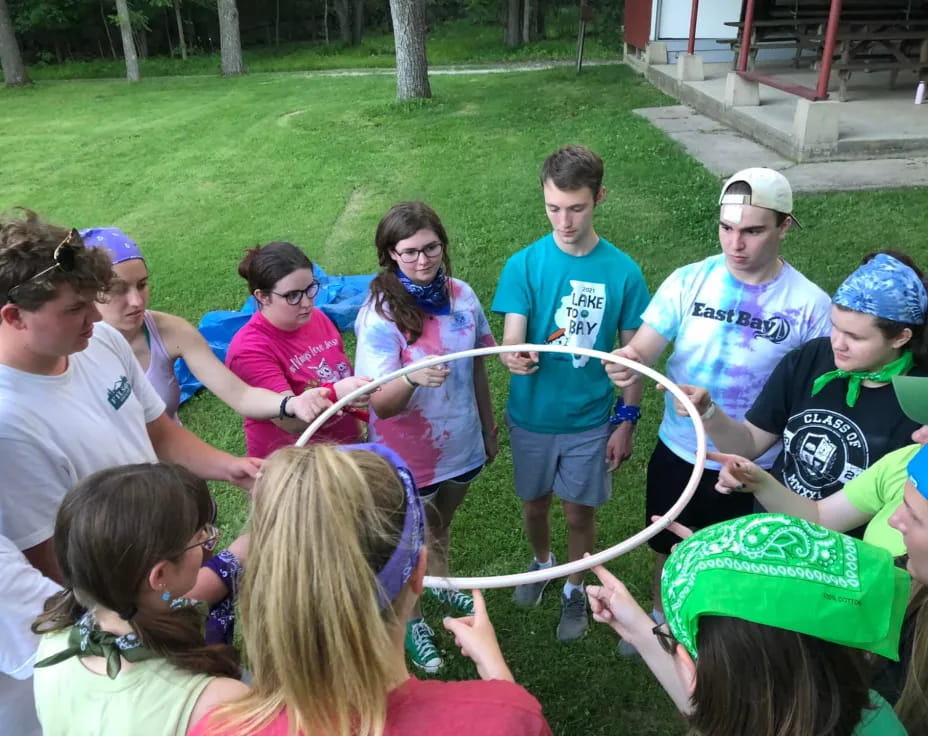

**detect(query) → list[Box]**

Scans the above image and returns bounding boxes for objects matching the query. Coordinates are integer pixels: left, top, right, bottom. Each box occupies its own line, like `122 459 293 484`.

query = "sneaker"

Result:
427 587 475 615
616 611 660 658
556 589 589 642
405 618 442 673
513 554 557 607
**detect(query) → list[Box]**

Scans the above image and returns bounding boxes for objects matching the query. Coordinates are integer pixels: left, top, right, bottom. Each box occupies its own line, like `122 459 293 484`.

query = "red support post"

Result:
815 0 843 99
687 0 700 55
737 0 758 72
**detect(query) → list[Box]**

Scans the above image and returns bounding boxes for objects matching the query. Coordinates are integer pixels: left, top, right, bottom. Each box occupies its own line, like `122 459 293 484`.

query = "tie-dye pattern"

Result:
354 279 495 488
643 254 831 470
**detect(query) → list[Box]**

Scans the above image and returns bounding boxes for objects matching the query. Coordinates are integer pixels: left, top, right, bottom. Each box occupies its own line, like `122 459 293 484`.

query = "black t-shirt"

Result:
746 337 924 500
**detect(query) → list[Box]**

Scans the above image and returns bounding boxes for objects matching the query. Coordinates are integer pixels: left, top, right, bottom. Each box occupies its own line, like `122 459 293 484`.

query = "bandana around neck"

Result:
661 514 909 660
396 268 450 316
34 598 203 679
812 350 913 407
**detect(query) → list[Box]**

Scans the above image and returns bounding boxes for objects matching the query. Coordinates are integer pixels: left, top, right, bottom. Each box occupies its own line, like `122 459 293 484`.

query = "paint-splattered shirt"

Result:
354 279 496 488
643 254 831 470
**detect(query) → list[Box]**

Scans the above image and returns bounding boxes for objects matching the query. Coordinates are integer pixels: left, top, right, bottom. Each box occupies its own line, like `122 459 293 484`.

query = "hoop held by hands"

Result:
296 344 707 590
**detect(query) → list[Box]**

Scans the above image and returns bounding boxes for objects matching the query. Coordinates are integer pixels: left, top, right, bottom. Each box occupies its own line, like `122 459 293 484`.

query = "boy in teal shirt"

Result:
492 146 650 640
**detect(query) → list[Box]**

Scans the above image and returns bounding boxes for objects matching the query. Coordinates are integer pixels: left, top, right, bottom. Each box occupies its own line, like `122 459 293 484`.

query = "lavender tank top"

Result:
143 311 181 421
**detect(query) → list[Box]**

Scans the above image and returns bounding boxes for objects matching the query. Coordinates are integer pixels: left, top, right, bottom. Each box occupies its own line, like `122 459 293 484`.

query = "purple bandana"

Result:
79 227 145 265
338 443 425 608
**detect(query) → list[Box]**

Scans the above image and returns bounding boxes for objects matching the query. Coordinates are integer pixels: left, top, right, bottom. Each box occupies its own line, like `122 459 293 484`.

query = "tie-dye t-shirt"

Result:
492 234 650 434
643 254 831 470
354 279 496 488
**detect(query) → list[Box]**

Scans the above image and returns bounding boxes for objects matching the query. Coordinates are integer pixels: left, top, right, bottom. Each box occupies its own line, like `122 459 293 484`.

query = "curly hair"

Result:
0 209 113 310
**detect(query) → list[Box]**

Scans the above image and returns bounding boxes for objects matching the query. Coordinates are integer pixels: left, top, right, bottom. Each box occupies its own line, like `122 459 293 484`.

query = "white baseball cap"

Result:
719 168 801 227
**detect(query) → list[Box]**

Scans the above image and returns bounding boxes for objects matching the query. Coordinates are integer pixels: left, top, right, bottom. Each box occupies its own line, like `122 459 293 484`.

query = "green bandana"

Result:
34 598 204 679
811 350 913 408
661 514 909 660
34 612 156 679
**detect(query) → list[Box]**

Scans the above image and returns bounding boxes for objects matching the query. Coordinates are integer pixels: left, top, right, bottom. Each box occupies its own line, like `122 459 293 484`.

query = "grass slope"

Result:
2 64 927 735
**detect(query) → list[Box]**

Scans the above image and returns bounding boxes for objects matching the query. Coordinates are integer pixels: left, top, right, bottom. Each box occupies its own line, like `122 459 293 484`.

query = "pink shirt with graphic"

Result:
226 309 359 458
189 676 553 736
354 279 495 487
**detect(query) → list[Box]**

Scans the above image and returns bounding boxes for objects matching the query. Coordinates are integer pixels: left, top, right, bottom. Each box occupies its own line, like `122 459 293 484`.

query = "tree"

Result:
114 0 140 81
173 0 186 58
217 0 243 75
0 0 30 86
388 0 430 100
504 0 520 47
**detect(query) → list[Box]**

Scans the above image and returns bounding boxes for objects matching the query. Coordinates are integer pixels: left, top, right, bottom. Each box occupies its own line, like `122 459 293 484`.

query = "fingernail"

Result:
735 484 744 490
442 616 451 622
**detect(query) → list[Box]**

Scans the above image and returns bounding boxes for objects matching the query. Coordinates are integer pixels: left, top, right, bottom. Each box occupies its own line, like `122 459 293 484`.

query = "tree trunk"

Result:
333 0 351 44
352 0 363 46
505 0 521 47
165 9 173 57
101 0 117 58
275 0 280 46
134 28 148 59
522 0 537 43
536 0 545 38
173 0 187 59
217 0 245 76
0 0 30 86
389 0 430 100
324 0 329 43
114 0 140 82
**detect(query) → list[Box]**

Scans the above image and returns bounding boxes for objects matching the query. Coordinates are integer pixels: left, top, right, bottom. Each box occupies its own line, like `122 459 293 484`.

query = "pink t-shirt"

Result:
226 309 359 458
354 279 496 487
189 676 553 736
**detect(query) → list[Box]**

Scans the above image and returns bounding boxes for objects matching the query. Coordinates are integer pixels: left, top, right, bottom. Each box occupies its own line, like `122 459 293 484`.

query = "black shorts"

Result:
645 439 754 554
418 464 484 498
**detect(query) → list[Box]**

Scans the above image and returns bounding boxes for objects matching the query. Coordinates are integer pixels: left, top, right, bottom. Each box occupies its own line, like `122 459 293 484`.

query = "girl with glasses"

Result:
354 202 497 673
190 444 550 736
587 513 908 735
227 241 372 458
83 229 335 428
32 463 248 736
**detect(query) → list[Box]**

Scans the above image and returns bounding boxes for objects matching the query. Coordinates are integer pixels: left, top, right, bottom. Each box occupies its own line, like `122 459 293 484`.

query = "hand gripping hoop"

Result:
296 344 706 590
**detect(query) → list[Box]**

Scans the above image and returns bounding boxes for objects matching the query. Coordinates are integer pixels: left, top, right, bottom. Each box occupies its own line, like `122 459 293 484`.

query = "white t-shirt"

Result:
0 322 165 551
0 534 61 736
642 254 831 470
354 279 495 488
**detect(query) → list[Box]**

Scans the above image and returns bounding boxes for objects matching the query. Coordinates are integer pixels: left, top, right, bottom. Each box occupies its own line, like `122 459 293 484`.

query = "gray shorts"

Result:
505 413 613 508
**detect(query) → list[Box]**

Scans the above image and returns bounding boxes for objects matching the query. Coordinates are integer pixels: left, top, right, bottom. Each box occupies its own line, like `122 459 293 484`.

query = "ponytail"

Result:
204 445 412 736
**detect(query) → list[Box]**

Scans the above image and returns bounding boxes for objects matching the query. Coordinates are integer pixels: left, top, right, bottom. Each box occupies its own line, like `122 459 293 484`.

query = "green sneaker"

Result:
426 587 475 615
405 617 443 673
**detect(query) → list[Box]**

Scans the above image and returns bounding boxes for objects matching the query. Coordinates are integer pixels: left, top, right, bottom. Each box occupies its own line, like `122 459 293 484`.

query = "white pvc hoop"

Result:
295 344 706 590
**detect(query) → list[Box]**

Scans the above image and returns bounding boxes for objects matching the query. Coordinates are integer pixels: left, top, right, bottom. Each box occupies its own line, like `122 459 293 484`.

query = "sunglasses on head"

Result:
6 229 79 304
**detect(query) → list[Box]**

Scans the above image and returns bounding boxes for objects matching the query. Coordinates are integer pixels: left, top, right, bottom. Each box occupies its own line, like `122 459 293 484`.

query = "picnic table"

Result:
719 14 928 99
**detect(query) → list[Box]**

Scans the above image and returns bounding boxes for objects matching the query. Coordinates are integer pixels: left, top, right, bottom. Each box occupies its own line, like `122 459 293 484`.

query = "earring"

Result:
161 585 171 602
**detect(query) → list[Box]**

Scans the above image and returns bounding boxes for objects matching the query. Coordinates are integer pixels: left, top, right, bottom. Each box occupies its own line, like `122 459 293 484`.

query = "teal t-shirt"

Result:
491 233 650 433
854 691 907 735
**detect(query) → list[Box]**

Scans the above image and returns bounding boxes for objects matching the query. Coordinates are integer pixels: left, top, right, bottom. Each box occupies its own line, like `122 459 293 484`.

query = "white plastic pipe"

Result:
296 343 707 590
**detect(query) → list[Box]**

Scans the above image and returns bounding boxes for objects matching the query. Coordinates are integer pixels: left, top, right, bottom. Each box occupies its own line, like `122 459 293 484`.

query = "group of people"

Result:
1 143 927 735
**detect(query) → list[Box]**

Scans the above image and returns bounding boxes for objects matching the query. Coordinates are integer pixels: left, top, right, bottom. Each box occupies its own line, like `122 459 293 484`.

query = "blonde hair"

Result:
205 445 414 736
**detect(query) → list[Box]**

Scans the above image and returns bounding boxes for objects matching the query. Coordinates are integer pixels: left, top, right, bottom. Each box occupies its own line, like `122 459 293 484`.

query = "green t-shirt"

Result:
854 691 907 734
491 233 650 434
844 444 918 556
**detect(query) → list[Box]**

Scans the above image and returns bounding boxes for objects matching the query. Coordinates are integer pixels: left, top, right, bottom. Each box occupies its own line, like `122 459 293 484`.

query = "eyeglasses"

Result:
6 228 79 304
271 281 321 306
393 241 443 264
652 622 680 655
184 523 221 553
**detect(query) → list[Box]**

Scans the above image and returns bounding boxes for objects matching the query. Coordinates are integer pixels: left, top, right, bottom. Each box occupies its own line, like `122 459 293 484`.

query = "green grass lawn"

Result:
27 19 617 81
2 63 927 735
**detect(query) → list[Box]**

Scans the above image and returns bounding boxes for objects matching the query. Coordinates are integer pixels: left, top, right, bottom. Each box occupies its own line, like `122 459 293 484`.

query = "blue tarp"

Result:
176 264 374 405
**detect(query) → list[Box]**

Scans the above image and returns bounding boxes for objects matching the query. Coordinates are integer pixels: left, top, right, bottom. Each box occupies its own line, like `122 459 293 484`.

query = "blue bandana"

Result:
396 268 450 316
908 444 928 500
833 253 927 325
